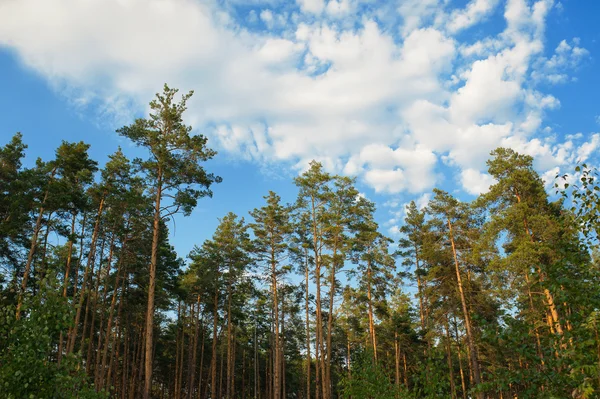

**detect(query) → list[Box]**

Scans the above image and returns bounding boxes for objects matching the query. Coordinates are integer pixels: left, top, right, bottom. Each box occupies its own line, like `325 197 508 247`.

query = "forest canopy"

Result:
1 85 600 399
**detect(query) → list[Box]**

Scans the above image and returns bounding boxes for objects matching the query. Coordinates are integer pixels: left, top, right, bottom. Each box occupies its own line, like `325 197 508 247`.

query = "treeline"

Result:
1 85 600 399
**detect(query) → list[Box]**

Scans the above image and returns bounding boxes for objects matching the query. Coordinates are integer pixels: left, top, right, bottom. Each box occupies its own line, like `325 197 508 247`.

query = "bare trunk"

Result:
394 332 400 388
211 281 219 399
188 296 200 399
82 235 107 361
271 247 280 399
403 352 408 387
325 238 337 399
367 258 377 362
445 314 457 399
68 196 105 354
144 167 162 399
452 316 468 399
281 289 286 399
16 169 56 318
198 315 206 399
98 247 127 389
448 218 482 398
227 262 234 399
305 248 311 399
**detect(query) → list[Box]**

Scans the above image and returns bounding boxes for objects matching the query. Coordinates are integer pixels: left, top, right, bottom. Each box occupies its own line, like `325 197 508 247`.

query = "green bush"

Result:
0 280 107 399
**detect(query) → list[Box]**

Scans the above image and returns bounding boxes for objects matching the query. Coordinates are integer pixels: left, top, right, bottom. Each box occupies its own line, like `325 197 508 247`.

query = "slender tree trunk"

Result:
62 211 78 296
447 218 482 398
211 282 219 399
186 303 195 398
271 247 280 399
242 349 246 399
403 352 408 387
310 196 326 399
305 248 311 399
57 210 76 365
198 315 206 399
59 212 87 364
144 167 163 399
90 235 116 373
37 213 54 288
68 195 106 354
98 251 127 389
16 169 55 318
82 234 107 356
175 301 183 399
281 289 286 399
254 320 258 399
367 258 377 362
325 239 338 399
453 317 468 399
394 331 400 388
219 342 225 399
445 314 457 399
524 272 545 366
189 296 200 399
227 264 235 399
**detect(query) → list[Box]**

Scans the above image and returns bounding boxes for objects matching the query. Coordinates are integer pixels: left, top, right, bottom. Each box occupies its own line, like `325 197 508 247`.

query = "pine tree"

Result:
117 84 221 398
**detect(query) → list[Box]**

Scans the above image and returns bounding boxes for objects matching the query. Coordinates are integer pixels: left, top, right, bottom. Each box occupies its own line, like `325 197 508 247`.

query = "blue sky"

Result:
0 0 599 260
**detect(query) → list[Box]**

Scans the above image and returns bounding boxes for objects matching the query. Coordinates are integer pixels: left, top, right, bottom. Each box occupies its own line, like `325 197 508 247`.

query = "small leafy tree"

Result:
0 277 106 398
341 349 412 399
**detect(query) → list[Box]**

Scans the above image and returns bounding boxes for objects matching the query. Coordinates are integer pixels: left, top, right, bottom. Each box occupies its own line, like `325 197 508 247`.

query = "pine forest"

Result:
2 85 600 399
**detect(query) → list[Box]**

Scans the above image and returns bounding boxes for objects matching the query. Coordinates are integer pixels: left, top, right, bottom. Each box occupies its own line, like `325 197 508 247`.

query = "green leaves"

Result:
0 278 106 399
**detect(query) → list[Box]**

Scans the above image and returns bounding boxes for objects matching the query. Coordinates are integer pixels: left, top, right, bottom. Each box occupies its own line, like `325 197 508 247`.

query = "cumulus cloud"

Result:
447 0 500 33
0 0 591 199
460 169 497 195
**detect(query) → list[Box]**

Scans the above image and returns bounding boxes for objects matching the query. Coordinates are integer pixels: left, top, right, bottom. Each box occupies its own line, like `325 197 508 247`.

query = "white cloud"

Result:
577 133 600 163
260 9 274 27
460 168 497 195
297 0 325 14
0 0 592 198
326 0 352 16
397 0 441 37
447 0 499 33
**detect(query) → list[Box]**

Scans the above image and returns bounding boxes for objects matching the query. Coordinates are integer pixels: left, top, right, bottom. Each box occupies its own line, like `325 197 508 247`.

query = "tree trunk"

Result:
189 296 200 399
90 235 116 374
453 317 468 399
62 211 78 297
16 169 55 319
81 236 107 360
305 248 311 399
394 331 400 388
227 262 235 399
98 249 127 389
310 196 326 399
144 167 162 399
271 247 280 399
448 218 483 398
325 238 338 399
198 315 206 399
68 195 105 354
367 258 377 362
281 289 286 399
211 282 219 399
445 314 457 399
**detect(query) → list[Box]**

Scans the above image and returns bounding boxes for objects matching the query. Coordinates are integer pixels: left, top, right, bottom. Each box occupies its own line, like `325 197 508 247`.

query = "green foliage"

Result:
341 350 412 399
0 278 106 399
